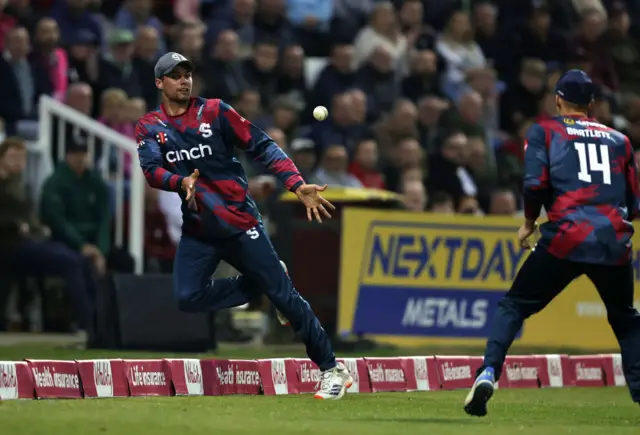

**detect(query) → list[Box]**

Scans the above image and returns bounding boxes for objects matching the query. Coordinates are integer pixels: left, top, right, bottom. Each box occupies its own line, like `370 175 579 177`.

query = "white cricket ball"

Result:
313 106 328 121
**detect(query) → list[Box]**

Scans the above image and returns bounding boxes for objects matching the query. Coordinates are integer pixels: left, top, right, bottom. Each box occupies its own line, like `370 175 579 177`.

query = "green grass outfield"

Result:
0 388 637 435
0 341 637 434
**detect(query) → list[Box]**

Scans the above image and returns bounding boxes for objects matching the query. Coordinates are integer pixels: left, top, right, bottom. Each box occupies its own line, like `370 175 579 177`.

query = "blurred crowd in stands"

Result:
2 0 640 339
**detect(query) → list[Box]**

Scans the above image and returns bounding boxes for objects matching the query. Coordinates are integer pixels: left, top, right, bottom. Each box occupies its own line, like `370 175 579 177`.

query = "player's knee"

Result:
498 297 538 318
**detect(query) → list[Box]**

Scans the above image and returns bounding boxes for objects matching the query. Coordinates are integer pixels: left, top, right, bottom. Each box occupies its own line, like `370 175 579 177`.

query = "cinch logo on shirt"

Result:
166 144 213 162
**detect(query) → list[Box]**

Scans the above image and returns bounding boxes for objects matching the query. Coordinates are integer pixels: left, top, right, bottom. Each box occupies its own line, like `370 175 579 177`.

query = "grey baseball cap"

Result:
154 52 194 79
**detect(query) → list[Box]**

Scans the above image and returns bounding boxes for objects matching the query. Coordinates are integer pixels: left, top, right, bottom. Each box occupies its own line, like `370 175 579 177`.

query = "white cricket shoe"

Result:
314 362 353 400
276 261 291 326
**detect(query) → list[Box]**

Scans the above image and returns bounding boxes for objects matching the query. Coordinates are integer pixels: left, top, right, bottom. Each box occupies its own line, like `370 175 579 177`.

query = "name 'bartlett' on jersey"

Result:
135 96 304 238
522 102 640 266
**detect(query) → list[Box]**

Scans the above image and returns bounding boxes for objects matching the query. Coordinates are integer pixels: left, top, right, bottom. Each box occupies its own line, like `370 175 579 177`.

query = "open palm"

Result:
295 184 336 223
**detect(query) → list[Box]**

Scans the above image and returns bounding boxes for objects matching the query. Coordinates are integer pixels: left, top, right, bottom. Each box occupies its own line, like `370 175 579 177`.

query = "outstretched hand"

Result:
295 184 336 223
182 169 199 210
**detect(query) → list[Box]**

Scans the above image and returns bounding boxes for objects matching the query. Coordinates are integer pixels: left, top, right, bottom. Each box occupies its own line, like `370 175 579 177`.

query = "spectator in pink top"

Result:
31 17 68 101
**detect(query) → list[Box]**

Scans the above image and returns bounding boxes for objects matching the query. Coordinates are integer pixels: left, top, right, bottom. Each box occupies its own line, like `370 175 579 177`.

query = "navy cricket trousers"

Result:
481 246 640 402
174 225 336 371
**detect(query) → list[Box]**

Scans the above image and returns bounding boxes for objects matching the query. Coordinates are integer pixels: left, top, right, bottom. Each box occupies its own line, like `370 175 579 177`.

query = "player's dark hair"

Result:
0 137 26 158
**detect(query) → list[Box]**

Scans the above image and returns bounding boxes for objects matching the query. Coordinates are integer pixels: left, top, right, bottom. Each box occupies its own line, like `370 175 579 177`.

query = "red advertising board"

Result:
364 357 407 392
123 359 172 396
76 359 129 398
26 359 82 399
0 361 34 400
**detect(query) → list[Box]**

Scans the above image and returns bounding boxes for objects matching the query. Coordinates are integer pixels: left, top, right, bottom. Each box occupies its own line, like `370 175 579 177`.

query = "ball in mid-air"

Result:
313 106 328 121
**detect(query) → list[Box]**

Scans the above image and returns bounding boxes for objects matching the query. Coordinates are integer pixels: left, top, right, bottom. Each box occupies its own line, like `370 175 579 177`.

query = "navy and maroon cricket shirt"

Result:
523 115 640 265
136 97 304 238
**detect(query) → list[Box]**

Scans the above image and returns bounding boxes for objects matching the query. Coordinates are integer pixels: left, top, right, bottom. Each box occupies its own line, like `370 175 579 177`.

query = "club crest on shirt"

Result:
563 118 575 125
199 123 212 138
156 132 168 144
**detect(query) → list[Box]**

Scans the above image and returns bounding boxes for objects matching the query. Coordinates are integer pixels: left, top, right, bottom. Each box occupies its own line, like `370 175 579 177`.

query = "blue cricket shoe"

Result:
464 367 495 417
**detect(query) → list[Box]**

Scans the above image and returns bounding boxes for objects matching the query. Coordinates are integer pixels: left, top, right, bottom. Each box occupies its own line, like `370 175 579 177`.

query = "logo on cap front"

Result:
171 53 187 62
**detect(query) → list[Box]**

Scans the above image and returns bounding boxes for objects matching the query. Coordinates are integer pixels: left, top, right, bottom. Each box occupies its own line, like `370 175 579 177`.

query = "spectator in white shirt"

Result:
353 2 408 72
436 10 486 100
156 190 182 246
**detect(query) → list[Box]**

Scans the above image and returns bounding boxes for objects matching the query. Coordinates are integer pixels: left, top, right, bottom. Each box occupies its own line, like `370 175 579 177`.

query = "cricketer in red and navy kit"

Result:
135 53 354 399
465 70 640 417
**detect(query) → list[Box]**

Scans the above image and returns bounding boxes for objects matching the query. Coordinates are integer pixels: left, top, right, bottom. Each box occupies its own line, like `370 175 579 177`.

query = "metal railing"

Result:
37 95 144 274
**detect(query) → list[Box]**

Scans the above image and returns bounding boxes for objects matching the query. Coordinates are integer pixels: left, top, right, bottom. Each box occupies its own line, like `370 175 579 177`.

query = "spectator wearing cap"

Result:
499 58 546 135
96 28 142 112
50 0 103 48
40 141 135 275
309 43 356 111
133 26 160 110
287 0 333 57
114 0 166 57
605 2 640 95
0 137 97 341
0 26 51 135
202 29 246 104
289 137 317 180
31 18 68 102
311 143 363 188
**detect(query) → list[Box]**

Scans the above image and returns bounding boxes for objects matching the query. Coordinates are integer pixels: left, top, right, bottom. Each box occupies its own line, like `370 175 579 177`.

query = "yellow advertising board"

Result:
338 208 640 350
